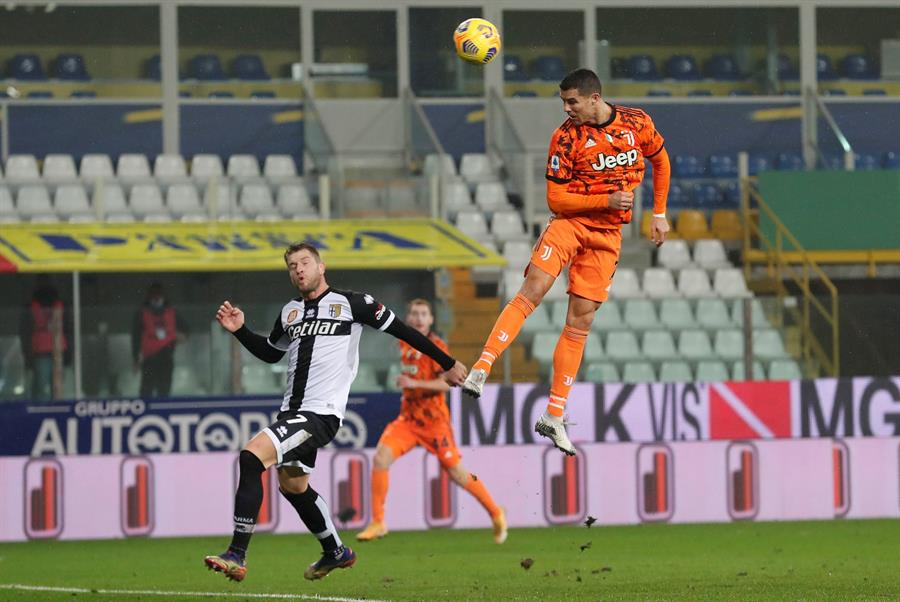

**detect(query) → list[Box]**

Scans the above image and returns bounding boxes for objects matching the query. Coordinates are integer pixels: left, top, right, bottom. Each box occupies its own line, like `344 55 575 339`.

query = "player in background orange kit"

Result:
357 299 507 544
462 68 671 455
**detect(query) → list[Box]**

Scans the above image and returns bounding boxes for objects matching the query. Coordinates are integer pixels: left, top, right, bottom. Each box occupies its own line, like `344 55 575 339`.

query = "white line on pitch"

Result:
0 584 387 602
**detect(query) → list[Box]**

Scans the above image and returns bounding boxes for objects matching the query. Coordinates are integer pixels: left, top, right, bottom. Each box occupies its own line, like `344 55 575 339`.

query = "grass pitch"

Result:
1 519 899 601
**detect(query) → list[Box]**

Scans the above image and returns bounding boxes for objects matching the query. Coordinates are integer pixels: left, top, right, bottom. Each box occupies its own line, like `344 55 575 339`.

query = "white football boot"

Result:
534 412 576 456
462 368 488 398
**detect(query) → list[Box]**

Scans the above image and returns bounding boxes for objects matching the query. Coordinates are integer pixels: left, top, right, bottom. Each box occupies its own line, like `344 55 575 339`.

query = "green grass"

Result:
1 520 899 600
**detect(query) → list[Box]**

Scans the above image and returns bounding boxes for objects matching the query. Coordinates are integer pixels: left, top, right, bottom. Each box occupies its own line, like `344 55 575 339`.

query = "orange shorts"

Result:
528 218 622 302
379 416 461 469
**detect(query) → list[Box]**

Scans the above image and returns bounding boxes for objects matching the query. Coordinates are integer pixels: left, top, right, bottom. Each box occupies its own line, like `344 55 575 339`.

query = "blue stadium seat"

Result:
863 89 886 96
8 54 46 80
512 91 537 97
884 152 899 169
250 91 276 98
690 183 721 208
721 181 741 207
840 54 875 80
673 154 703 178
821 153 844 170
823 88 847 96
231 54 269 80
27 91 53 98
208 91 234 98
854 153 879 171
817 54 838 81
776 152 804 171
688 90 713 96
782 90 802 96
610 57 628 79
145 55 160 80
777 54 798 80
666 183 687 208
665 55 701 80
646 89 672 97
708 154 737 178
179 91 192 98
704 54 741 80
728 90 753 96
54 54 89 80
503 55 528 81
70 90 96 98
748 153 771 176
628 55 660 81
189 54 226 80
532 56 566 81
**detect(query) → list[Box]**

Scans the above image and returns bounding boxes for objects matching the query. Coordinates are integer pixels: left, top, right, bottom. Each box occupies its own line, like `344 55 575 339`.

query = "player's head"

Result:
406 298 434 335
559 68 603 125
284 242 326 296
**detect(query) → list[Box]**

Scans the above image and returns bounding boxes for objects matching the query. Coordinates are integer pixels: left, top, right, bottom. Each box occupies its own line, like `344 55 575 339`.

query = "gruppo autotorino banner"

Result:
1 377 899 459
0 219 503 272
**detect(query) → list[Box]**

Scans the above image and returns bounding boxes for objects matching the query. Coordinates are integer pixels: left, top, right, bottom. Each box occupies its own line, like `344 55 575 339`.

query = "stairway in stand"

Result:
441 268 539 383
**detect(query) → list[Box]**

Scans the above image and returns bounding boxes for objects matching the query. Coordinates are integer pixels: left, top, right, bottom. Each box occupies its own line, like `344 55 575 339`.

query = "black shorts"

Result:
262 410 341 472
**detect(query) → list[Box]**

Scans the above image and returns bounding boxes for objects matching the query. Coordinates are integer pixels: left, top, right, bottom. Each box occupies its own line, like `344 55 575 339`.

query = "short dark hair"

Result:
284 242 322 264
559 68 602 97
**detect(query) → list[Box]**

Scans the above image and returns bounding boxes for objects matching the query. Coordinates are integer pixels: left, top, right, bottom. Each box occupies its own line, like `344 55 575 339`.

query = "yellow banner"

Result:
0 219 505 272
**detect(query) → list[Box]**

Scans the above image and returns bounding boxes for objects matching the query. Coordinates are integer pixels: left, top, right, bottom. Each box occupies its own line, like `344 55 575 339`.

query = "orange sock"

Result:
547 325 589 417
371 468 388 523
472 293 535 373
463 474 501 519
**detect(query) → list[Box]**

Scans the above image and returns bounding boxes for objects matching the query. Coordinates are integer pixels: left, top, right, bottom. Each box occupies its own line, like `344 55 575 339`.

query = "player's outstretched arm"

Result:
384 319 466 386
216 301 285 364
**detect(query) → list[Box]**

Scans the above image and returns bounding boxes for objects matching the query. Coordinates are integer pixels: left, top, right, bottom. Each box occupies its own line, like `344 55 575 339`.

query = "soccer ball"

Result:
453 18 501 65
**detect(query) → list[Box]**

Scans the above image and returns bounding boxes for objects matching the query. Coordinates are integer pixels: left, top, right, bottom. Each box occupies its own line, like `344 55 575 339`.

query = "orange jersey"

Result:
398 333 450 425
545 103 664 229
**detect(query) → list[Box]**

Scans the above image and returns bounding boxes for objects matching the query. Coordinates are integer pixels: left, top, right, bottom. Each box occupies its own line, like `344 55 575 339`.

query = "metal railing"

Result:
486 88 537 228
807 87 855 171
403 89 449 219
741 177 840 377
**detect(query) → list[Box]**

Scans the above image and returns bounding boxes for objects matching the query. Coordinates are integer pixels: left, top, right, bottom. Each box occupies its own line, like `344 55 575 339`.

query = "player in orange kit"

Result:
462 68 671 455
357 299 507 544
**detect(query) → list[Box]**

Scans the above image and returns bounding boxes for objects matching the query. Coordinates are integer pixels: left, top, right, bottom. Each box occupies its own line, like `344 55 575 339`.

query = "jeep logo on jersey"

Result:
287 319 350 339
591 149 640 171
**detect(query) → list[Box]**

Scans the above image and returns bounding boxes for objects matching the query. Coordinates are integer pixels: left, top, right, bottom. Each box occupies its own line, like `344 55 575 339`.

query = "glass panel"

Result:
178 6 301 100
817 7 900 97
0 6 160 99
595 7 799 97
409 7 484 98
313 10 397 98
502 10 584 97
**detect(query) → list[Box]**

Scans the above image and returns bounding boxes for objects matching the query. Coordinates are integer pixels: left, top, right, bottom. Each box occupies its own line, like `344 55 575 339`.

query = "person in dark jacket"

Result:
132 283 188 398
19 276 72 401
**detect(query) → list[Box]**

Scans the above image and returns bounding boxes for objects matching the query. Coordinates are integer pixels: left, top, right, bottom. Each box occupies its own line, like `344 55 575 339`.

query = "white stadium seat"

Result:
659 298 696 330
641 330 679 361
443 180 473 218
660 361 693 383
713 329 744 361
713 268 752 298
696 360 730 382
696 298 734 329
605 331 642 362
166 184 205 219
622 361 656 383
491 210 529 243
17 185 54 220
677 329 714 361
277 184 312 216
154 154 187 178
227 154 261 178
455 209 489 239
6 154 40 180
240 184 279 219
592 300 624 331
643 268 680 298
263 154 297 178
657 239 693 269
129 183 168 219
92 182 129 218
502 240 532 272
459 153 497 186
768 359 803 380
117 153 152 179
677 268 716 298
693 239 732 269
609 268 643 299
43 154 78 179
54 184 92 220
424 153 456 177
80 154 115 179
191 154 225 180
732 360 766 381
474 182 510 213
583 362 620 383
624 299 660 331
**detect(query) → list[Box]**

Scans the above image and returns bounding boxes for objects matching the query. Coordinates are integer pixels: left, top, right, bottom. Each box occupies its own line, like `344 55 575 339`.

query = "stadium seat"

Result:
747 153 771 176
582 335 605 364
189 54 226 80
840 54 875 80
530 332 558 366
696 360 730 382
520 304 555 339
549 301 569 329
606 331 643 362
92 182 128 217
459 153 498 186
277 185 314 218
611 57 628 78
423 153 456 178
728 90 753 97
622 362 656 384
854 153 879 171
673 154 703 178
689 183 721 208
70 90 96 98
696 298 734 330
8 54 45 80
512 91 538 98
687 90 713 97
708 154 737 178
26 91 53 99
693 239 732 270
6 155 40 180
714 329 744 361
657 239 693 270
710 210 742 241
677 329 714 361
646 90 672 97
474 182 511 213
665 183 687 209
491 210 529 243
455 209 490 239
543 273 569 304
532 55 566 81
503 55 529 81
627 55 660 81
816 54 838 81
166 184 205 220
231 54 269 80
768 359 803 380
659 361 692 383
642 268 679 299
502 240 532 272
0 187 14 214
863 89 886 96
16 185 54 220
666 55 701 80
713 268 751 298
53 54 90 80
144 54 161 80
678 268 715 298
583 362 620 384
154 154 187 178
721 181 740 207
731 359 766 381
642 330 678 362
191 154 225 180
624 299 660 331
54 184 92 221
610 268 644 299
823 89 846 97
250 91 276 99
443 180 473 218
704 54 741 80
42 154 78 179
659 298 696 330
675 210 712 240
117 154 152 179
731 298 770 328
129 184 168 219
776 54 798 80
208 91 234 98
80 154 115 179
753 329 789 360
593 300 624 332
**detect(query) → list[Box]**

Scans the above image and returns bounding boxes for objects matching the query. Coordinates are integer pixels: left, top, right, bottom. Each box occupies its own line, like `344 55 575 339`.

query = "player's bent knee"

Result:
244 432 278 469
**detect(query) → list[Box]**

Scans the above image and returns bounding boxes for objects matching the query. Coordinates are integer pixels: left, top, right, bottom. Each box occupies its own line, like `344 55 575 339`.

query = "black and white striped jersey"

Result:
264 288 395 419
